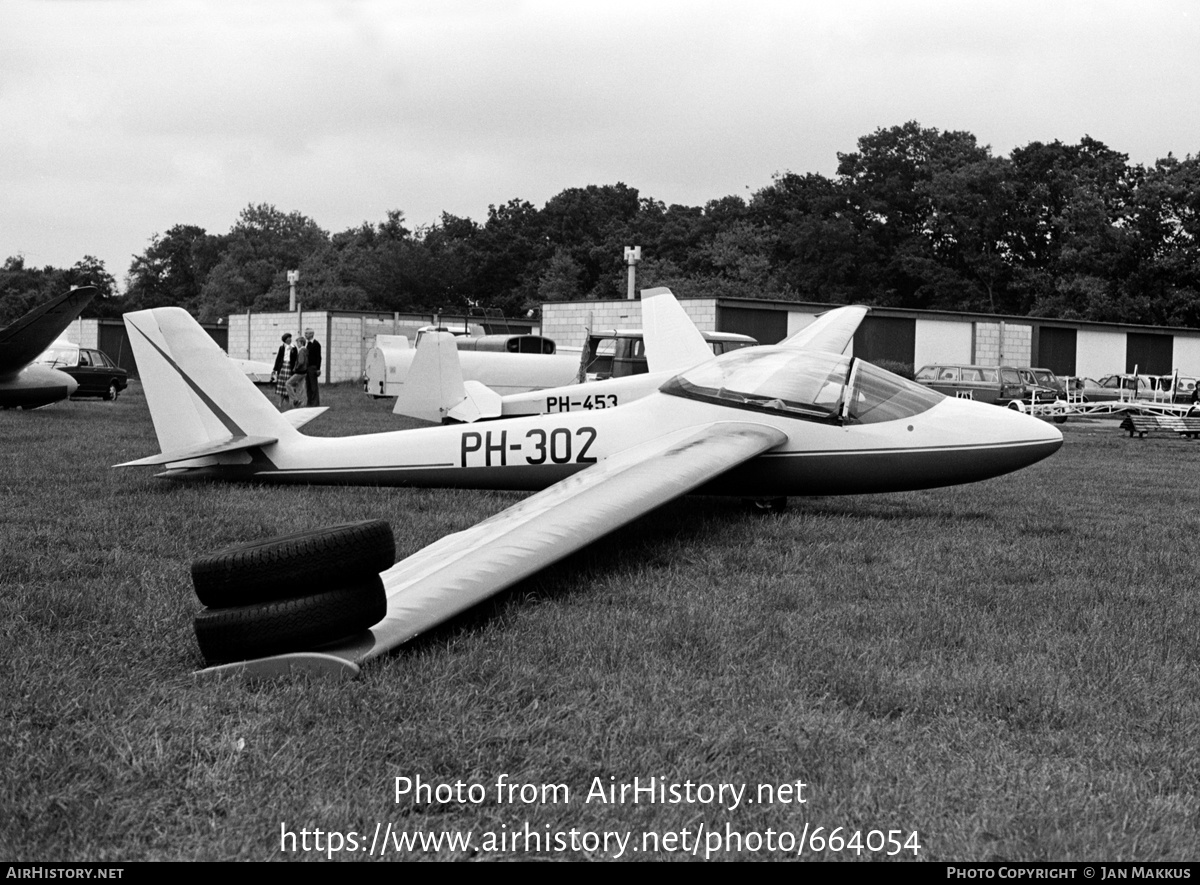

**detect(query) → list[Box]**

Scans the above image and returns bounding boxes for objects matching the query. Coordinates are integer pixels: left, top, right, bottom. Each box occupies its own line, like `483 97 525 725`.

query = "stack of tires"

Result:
191 520 396 665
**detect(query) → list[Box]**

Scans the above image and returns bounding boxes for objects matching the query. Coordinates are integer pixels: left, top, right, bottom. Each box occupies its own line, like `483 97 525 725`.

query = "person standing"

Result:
304 327 322 406
286 333 308 407
271 333 295 409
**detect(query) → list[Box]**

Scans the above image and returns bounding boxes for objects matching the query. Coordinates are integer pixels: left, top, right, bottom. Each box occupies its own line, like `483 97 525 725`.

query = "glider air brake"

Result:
119 306 1063 678
393 287 871 423
0 287 97 408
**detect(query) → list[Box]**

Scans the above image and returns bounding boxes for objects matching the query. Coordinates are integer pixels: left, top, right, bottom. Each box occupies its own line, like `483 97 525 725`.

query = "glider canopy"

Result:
662 348 944 425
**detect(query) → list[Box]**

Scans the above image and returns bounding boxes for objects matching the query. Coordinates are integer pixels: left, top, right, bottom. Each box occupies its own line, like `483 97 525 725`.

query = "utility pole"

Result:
287 269 299 312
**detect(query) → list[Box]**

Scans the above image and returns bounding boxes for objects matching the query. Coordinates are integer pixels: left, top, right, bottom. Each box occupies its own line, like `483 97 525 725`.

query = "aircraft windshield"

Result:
661 348 944 424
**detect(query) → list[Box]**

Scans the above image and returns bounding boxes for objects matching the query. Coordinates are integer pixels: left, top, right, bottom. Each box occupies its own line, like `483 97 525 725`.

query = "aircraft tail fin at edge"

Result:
0 286 97 373
122 308 300 460
640 287 713 373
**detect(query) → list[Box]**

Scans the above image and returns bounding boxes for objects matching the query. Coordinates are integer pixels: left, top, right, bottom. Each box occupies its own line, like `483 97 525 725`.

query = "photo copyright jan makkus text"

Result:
394 774 809 812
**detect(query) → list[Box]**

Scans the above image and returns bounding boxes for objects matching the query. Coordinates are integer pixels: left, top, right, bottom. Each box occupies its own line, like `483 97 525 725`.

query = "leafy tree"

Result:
196 204 328 320
124 225 223 314
537 248 586 302
837 122 993 306
749 172 866 302
0 254 118 323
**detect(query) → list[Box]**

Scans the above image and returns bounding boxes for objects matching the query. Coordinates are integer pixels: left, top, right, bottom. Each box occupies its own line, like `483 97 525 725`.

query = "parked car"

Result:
1028 367 1066 397
914 364 1055 406
36 344 128 400
1173 376 1199 403
1089 374 1151 402
584 329 757 380
1147 374 1198 403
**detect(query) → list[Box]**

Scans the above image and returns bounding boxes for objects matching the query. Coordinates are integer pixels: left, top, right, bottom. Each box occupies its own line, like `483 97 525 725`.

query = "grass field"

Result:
2 382 1198 862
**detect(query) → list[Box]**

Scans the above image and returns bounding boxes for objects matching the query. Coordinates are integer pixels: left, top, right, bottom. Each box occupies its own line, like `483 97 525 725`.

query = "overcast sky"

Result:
3 0 1199 287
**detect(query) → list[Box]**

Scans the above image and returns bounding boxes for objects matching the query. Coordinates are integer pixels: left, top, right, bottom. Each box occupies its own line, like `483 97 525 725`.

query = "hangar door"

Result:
717 307 789 345
98 321 134 375
1036 327 1077 376
854 316 916 371
1126 333 1172 375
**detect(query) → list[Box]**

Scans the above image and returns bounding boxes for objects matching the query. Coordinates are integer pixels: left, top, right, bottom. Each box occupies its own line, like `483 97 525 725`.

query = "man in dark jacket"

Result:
303 328 322 406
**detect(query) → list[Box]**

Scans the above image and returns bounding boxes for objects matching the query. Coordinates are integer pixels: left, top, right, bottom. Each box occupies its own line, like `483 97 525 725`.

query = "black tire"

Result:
106 380 120 401
194 577 387 665
191 519 395 607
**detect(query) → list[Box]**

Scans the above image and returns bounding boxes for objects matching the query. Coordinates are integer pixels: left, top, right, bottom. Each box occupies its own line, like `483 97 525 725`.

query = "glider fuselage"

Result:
168 389 1062 497
0 363 79 408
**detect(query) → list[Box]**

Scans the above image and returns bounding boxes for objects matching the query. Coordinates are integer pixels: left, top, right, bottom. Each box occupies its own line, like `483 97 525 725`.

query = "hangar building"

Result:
541 296 1200 378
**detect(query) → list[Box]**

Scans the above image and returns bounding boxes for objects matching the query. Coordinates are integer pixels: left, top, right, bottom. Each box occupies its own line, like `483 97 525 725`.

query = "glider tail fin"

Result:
122 308 298 461
392 331 501 423
640 287 713 373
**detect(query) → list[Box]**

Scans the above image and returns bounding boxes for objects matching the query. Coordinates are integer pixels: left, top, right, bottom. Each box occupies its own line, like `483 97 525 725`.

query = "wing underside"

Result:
204 420 786 678
0 287 97 373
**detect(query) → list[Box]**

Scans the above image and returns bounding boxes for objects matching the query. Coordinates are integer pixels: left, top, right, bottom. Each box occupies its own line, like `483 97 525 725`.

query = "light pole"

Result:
624 246 641 300
287 269 299 312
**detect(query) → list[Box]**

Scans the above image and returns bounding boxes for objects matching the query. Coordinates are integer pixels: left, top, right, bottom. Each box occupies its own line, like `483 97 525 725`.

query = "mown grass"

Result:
1 385 1198 861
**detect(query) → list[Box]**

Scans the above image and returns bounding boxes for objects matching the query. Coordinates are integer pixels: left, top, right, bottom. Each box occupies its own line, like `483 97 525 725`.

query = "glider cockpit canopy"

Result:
661 348 944 425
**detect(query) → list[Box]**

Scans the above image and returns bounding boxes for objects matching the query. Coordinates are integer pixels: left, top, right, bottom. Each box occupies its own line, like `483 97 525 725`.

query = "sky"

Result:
3 0 1199 288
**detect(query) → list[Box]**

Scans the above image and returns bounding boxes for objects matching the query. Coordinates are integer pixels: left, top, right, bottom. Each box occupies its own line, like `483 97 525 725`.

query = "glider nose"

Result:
1002 399 1063 440
929 396 1063 481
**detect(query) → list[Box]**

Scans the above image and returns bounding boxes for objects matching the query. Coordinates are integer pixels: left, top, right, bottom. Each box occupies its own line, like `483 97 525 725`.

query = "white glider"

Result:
119 306 1062 678
394 287 871 423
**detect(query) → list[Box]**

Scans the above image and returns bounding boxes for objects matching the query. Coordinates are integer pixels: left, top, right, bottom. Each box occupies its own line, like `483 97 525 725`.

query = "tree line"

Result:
4 122 1199 328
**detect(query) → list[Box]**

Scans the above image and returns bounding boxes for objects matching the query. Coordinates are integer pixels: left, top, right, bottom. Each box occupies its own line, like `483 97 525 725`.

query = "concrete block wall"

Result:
542 298 719 347
227 311 315 366
63 317 88 347
227 311 440 384
974 322 1032 366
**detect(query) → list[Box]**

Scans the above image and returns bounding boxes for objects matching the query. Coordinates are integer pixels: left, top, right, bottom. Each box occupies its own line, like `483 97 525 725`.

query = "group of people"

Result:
271 328 322 409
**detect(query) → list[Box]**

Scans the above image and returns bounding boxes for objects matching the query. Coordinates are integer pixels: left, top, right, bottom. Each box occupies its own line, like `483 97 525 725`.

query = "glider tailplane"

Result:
121 307 297 464
392 331 501 423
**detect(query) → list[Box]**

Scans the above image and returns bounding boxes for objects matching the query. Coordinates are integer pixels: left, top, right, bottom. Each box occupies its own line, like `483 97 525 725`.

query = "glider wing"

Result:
198 419 785 679
779 305 869 354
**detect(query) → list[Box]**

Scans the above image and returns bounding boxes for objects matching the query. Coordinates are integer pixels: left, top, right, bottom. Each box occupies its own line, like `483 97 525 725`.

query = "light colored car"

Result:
1092 374 1151 402
1147 374 1198 403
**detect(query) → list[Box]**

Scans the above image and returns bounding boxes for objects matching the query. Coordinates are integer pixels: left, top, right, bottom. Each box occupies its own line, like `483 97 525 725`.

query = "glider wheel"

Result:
194 577 386 665
191 519 395 607
747 496 788 514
